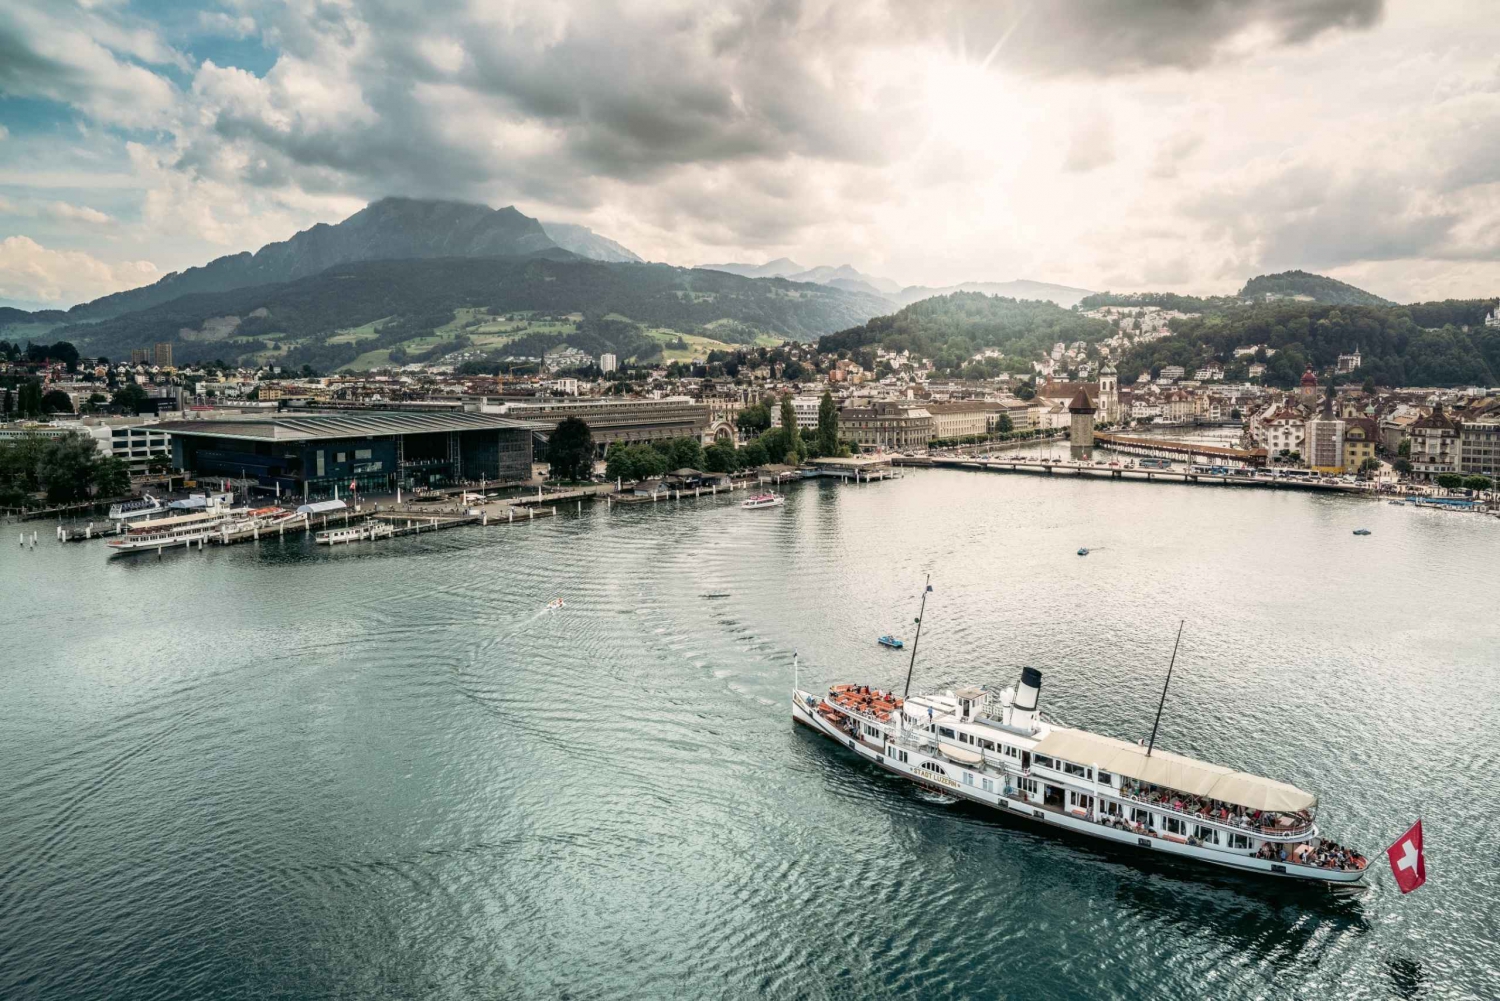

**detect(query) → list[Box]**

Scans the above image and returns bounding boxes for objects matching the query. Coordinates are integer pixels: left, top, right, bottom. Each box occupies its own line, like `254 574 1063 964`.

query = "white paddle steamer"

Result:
792 667 1368 884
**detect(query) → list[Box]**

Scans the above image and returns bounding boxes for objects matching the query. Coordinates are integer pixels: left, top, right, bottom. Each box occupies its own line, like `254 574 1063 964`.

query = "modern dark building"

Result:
157 411 534 498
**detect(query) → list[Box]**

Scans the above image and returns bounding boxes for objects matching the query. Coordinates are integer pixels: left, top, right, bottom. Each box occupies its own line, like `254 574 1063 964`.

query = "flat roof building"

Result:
156 411 534 499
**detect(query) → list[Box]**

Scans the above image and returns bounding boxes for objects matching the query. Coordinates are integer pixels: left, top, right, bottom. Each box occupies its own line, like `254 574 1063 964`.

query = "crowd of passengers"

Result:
1257 839 1367 871
1121 780 1313 833
1094 813 1366 870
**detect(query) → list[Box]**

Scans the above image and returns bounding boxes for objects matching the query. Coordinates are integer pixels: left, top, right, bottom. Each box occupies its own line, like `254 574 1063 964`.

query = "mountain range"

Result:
0 197 895 371
697 259 1094 308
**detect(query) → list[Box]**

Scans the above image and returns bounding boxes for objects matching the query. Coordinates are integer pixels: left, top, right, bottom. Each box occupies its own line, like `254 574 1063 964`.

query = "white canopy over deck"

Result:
1032 728 1317 813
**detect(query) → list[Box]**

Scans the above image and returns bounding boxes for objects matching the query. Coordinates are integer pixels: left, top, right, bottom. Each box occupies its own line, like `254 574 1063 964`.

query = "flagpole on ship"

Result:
901 575 933 701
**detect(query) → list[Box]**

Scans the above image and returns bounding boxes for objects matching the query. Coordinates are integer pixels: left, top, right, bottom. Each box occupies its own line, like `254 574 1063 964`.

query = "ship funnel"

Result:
1008 668 1042 732
1015 668 1042 711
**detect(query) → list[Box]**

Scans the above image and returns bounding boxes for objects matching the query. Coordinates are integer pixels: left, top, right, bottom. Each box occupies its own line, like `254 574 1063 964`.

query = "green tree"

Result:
112 382 150 414
547 417 594 482
779 395 800 462
664 436 703 470
17 380 43 417
1436 473 1464 491
1358 457 1381 477
1463 475 1492 491
816 391 839 456
40 390 73 414
703 443 739 473
737 402 771 434
995 412 1014 434
35 435 125 503
605 443 668 482
1397 438 1411 457
1393 457 1413 475
738 439 768 468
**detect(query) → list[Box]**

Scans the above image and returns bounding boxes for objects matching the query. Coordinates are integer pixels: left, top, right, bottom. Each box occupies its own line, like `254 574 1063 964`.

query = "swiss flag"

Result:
1386 820 1427 894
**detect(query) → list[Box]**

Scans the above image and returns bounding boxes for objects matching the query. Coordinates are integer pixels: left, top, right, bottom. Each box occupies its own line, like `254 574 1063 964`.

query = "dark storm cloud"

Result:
912 0 1387 76
175 0 1387 208
1188 166 1465 273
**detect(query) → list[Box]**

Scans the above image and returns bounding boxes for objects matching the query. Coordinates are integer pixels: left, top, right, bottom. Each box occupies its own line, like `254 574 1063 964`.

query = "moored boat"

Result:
877 635 904 649
741 492 785 510
108 494 166 524
792 667 1368 885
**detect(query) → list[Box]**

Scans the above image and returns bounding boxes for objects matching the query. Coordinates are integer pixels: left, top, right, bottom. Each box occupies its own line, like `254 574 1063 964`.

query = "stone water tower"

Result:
1068 387 1097 458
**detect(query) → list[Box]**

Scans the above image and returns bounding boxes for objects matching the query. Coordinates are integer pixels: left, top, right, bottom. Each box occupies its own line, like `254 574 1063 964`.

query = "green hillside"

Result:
819 291 1112 376
1118 299 1499 388
51 256 888 371
1238 270 1393 306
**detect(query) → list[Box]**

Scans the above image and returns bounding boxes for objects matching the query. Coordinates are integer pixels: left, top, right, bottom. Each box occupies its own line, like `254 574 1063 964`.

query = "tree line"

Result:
0 434 131 508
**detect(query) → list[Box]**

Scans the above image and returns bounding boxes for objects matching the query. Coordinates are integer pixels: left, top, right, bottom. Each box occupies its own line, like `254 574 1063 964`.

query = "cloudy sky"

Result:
2 0 1498 309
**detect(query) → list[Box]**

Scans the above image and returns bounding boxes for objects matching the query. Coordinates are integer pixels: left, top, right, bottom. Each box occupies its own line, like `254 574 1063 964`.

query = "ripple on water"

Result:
2 470 1498 1000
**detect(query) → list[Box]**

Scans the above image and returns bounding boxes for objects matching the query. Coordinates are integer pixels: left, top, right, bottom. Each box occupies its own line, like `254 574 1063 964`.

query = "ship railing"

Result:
1115 789 1314 839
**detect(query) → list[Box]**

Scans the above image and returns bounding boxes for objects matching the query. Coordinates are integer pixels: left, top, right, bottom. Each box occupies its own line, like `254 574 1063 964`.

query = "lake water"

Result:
3 468 1497 1000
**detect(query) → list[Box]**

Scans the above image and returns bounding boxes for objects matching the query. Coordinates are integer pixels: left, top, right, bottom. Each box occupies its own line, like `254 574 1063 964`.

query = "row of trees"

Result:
597 392 850 483
0 434 130 508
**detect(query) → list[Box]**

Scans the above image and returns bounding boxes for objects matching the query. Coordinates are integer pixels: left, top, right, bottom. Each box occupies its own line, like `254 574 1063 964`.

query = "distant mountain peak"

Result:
539 221 644 263
1237 270 1393 306
68 197 558 320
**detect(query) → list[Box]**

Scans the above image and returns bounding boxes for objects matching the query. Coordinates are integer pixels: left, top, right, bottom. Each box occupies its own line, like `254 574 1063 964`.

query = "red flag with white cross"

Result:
1386 820 1426 894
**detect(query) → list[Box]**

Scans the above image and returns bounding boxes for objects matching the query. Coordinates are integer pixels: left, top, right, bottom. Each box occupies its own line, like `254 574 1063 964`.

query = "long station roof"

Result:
155 411 534 442
1031 727 1317 813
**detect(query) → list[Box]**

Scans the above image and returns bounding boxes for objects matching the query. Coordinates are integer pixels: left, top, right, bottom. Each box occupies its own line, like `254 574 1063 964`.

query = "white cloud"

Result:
0 236 157 306
46 202 113 225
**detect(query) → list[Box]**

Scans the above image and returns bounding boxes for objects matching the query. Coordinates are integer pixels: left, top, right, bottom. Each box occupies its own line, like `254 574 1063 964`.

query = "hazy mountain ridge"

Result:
540 222 644 263
891 280 1095 308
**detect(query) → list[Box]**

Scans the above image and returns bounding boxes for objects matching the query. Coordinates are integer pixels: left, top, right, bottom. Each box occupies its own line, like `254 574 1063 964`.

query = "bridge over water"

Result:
895 456 1369 494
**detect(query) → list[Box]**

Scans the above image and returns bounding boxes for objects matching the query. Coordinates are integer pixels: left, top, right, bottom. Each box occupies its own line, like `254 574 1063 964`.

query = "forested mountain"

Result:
52 256 890 371
1238 270 1393 306
26 198 557 323
819 291 1111 376
1117 299 1500 388
892 279 1094 309
539 222 644 262
1077 291 1232 312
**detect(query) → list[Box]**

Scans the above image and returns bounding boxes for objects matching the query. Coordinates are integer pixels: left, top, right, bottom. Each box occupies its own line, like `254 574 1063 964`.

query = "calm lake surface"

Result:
3 468 1498 1000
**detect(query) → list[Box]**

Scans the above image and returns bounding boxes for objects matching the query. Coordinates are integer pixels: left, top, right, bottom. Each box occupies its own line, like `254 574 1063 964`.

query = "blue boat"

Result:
1077 547 1090 556
877 635 904 649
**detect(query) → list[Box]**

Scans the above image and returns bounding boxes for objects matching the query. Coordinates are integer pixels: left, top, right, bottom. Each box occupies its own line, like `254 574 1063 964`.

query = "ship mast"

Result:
901 575 933 700
1146 620 1185 758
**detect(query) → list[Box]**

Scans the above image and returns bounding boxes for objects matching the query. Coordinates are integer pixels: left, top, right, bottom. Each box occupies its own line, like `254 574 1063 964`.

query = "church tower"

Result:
1099 362 1118 424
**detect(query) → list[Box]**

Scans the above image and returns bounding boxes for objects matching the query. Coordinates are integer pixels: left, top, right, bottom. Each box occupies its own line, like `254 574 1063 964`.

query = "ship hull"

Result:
792 691 1365 886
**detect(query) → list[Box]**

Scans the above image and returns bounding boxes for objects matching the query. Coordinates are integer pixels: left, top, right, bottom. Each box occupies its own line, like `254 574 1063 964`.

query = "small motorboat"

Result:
878 635 904 649
546 598 566 611
741 492 785 510
1352 529 1372 536
1077 547 1090 556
